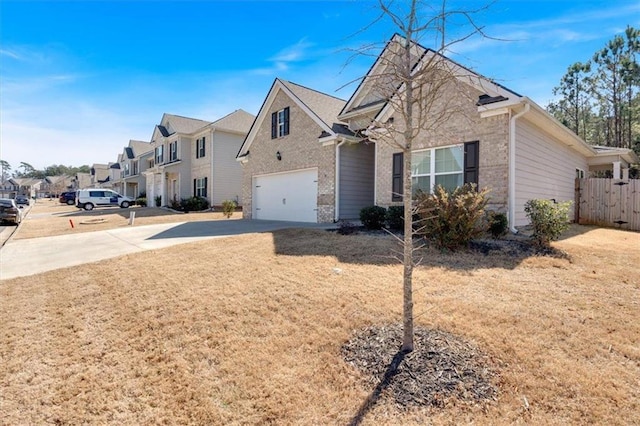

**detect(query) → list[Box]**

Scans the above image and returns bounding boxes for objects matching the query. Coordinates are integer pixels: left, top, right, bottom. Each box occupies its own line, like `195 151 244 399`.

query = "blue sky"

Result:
1 0 639 170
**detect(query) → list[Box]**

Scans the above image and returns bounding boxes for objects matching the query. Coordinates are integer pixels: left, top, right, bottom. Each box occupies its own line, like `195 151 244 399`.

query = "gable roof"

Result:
211 109 255 134
338 33 521 122
237 78 350 158
129 139 152 156
154 113 212 139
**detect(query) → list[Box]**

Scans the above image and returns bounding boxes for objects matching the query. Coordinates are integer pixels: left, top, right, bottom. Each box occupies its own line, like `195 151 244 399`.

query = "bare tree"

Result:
347 0 497 352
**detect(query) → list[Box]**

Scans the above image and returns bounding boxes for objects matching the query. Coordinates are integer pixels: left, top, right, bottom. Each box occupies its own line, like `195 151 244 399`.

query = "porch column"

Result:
613 161 621 179
160 172 166 206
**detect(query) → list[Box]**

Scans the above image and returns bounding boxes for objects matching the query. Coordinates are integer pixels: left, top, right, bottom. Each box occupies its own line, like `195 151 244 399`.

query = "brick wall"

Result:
241 90 336 222
373 82 510 213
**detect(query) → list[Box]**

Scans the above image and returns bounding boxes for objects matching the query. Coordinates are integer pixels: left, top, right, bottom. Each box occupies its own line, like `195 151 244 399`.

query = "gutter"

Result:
508 102 529 234
334 138 347 222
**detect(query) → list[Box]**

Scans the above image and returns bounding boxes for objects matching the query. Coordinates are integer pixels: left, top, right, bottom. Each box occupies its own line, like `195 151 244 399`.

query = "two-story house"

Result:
145 110 254 207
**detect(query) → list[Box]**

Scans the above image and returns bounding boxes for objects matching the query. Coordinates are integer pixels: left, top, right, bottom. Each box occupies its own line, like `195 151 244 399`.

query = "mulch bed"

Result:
342 324 499 409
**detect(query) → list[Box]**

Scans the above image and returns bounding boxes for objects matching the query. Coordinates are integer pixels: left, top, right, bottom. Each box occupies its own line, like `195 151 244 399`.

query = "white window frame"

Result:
196 138 205 158
155 146 164 164
576 168 585 179
169 141 178 162
195 177 206 197
277 109 287 137
132 160 139 176
411 144 464 194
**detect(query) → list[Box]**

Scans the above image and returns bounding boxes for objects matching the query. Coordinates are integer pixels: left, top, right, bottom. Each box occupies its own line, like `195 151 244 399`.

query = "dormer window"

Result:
271 107 290 139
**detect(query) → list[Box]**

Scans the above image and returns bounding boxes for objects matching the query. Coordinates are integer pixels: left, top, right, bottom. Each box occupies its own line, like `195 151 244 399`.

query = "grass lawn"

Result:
1 221 638 424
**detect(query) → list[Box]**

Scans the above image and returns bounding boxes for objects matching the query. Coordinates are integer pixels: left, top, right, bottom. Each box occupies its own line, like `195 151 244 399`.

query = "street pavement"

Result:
0 219 337 280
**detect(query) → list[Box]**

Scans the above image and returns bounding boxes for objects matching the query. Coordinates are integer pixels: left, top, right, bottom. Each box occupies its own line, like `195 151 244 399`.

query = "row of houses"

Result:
8 34 637 229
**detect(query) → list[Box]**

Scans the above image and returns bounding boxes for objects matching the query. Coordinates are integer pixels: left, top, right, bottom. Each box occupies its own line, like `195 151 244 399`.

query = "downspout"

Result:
334 138 347 222
509 102 530 234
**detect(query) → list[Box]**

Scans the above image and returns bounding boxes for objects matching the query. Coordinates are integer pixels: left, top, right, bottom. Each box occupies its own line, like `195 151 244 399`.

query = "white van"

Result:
76 189 134 211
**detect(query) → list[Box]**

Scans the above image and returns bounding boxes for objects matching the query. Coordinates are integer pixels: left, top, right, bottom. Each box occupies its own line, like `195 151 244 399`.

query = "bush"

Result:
359 205 387 230
180 196 210 212
155 195 162 207
385 205 404 231
136 197 147 207
486 211 508 239
524 199 571 247
221 200 237 218
414 183 490 250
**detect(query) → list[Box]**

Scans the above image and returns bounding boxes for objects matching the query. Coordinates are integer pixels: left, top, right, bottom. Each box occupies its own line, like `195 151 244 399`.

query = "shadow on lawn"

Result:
270 227 572 270
57 206 182 219
348 350 407 426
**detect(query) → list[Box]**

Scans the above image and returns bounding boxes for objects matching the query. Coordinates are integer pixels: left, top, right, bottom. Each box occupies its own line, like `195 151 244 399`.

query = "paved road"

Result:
0 219 337 281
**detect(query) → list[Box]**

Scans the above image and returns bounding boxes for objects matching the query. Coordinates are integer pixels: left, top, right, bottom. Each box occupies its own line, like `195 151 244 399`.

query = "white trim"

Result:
509 103 529 234
252 166 318 179
334 140 347 221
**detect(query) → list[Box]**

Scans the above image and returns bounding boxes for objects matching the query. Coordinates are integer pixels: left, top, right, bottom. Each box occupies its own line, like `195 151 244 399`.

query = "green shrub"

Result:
524 199 571 247
414 183 490 250
180 196 210 212
385 205 404 231
359 205 387 230
155 195 162 207
487 211 508 239
221 200 237 218
135 197 147 207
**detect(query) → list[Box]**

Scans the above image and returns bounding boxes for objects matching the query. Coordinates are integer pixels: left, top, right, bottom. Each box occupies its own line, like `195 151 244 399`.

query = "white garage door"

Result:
253 168 318 222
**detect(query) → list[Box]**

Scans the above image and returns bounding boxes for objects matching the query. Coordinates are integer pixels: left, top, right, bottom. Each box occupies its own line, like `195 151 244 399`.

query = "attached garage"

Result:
252 168 318 222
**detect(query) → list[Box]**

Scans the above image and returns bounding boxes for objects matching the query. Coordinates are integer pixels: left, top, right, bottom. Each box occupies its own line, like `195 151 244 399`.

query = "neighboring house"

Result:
117 140 152 198
337 34 638 228
8 177 42 198
236 79 372 223
109 157 122 193
39 175 73 197
90 164 112 188
145 110 254 207
73 172 92 189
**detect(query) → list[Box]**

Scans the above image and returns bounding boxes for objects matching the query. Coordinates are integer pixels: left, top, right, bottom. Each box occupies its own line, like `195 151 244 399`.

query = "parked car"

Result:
59 191 76 205
15 195 30 206
0 198 22 225
76 189 134 211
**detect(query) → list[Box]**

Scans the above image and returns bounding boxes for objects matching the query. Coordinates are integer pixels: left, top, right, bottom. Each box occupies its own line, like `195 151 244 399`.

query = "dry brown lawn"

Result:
1 221 639 425
15 199 242 239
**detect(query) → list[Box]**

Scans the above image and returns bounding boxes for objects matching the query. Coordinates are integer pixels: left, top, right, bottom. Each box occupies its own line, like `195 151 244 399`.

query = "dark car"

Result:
15 195 30 206
59 191 76 205
0 198 22 225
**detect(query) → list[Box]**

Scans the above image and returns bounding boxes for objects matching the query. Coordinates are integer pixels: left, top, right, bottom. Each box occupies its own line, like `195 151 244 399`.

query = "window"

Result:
576 168 585 179
392 141 479 201
271 107 290 139
124 163 130 176
169 141 178 162
132 160 139 176
196 137 206 158
155 146 164 164
194 177 207 197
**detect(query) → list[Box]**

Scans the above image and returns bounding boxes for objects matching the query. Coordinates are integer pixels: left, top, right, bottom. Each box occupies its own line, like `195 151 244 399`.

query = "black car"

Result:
59 191 76 205
15 195 30 206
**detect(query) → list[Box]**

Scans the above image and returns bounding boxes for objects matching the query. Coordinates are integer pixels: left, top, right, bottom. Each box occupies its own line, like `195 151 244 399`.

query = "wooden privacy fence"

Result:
575 178 640 231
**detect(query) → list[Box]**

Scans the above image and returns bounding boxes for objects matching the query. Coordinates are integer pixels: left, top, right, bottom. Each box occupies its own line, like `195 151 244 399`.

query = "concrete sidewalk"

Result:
0 219 336 280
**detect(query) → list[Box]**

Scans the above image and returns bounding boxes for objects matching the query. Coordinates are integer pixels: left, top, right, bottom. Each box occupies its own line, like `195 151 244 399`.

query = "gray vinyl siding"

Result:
212 131 244 206
338 142 375 219
514 119 587 226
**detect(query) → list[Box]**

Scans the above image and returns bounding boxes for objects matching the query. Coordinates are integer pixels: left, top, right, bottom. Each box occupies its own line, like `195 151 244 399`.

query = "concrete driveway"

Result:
0 219 336 280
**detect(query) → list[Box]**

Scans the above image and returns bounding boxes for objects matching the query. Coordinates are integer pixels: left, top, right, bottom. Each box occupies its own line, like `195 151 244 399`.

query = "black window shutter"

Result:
392 152 403 201
204 177 208 197
283 107 290 136
463 141 479 186
271 112 277 139
202 136 205 157
193 179 197 197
